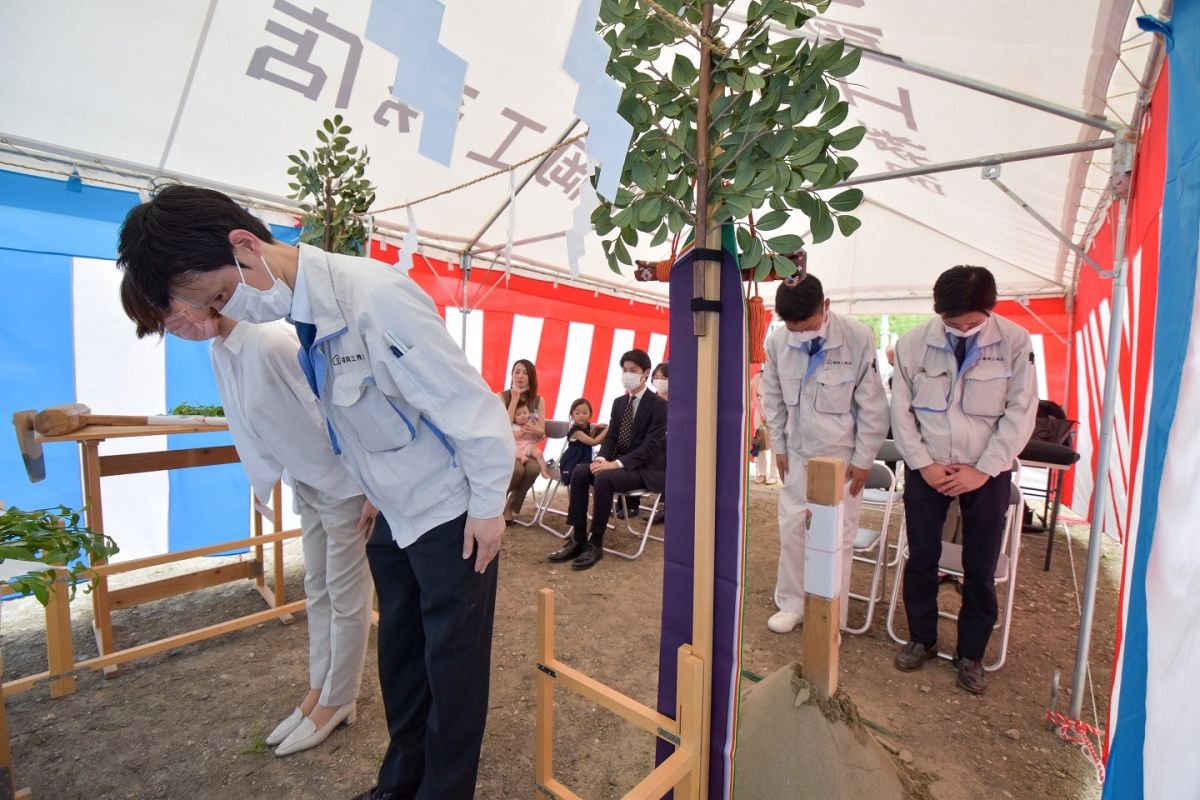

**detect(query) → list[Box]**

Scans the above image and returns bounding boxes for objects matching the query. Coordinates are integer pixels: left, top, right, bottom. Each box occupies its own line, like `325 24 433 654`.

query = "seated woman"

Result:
499 359 546 524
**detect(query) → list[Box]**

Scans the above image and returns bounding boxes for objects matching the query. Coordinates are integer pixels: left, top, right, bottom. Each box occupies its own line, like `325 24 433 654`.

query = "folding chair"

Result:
845 461 898 635
603 488 664 560
513 420 572 532
886 475 1024 671
862 440 905 569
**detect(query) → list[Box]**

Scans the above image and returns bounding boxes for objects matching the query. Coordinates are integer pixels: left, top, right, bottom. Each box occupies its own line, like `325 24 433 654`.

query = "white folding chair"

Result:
603 489 664 560
513 420 572 532
862 440 906 569
845 461 898 635
886 473 1024 671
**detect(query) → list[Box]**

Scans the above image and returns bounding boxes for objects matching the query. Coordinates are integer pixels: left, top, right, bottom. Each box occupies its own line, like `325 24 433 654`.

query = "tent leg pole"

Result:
459 253 471 353
1069 184 1130 722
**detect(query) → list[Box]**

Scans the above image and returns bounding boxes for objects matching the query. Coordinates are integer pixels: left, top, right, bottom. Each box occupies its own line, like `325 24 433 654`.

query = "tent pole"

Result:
831 138 1115 189
985 174 1111 277
1069 133 1135 721
459 252 471 353
463 119 581 256
727 16 1118 132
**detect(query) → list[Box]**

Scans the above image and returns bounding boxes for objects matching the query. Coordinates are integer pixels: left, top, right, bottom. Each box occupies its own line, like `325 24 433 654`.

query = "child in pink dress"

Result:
513 402 552 479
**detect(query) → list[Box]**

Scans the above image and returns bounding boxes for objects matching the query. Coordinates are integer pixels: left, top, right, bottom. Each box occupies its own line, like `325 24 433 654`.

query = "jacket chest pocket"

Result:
779 362 804 407
912 366 951 412
961 366 1010 418
331 372 415 453
813 370 855 414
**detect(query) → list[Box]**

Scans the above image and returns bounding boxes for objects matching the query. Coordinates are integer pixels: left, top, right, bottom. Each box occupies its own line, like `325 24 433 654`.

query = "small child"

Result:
513 402 553 479
557 398 607 485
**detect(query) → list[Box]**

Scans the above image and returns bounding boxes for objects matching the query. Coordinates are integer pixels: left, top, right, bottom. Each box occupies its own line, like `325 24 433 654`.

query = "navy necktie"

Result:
808 337 824 356
954 336 968 369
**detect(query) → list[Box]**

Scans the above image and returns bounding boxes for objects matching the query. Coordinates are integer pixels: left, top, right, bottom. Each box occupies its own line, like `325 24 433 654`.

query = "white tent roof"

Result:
0 0 1148 311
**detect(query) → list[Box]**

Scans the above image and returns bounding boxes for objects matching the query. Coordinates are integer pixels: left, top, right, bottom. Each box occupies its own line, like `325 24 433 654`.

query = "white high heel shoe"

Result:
274 702 357 757
265 708 304 746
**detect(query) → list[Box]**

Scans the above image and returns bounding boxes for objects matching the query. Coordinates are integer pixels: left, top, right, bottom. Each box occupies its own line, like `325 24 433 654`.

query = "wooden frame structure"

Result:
534 589 705 800
2 423 302 699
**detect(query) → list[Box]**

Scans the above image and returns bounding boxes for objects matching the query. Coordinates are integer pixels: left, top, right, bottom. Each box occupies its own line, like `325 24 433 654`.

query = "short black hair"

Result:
620 349 652 372
118 272 167 339
773 272 824 322
933 265 997 317
652 362 668 379
117 185 275 310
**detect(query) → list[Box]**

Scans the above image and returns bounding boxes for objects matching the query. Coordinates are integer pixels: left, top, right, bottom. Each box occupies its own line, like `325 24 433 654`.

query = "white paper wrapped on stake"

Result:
806 503 844 553
804 547 844 600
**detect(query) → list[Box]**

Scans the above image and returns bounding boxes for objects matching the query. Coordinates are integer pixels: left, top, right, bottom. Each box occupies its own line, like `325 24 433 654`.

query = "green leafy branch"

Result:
0 506 119 607
593 0 866 280
286 115 377 256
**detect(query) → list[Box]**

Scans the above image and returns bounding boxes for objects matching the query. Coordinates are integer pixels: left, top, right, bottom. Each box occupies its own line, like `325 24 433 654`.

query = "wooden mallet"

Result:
12 410 45 483
32 403 225 437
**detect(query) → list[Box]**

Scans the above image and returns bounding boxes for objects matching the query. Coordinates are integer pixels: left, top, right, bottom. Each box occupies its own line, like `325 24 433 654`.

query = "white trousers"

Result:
774 452 863 628
755 449 778 481
294 482 373 708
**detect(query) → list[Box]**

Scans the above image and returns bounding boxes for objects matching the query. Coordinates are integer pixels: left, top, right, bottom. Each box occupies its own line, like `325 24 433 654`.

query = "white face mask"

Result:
220 255 293 323
653 378 668 394
621 371 644 392
790 330 821 344
944 320 987 339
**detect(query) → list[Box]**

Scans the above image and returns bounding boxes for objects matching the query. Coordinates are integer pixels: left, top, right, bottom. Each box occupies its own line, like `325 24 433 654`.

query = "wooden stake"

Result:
44 571 76 697
802 457 846 699
534 589 555 794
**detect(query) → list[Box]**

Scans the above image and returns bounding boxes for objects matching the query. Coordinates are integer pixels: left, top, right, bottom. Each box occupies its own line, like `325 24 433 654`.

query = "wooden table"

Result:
3 423 304 699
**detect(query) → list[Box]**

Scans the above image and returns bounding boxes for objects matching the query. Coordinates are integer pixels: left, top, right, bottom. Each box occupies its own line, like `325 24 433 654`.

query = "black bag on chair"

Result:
1030 400 1076 447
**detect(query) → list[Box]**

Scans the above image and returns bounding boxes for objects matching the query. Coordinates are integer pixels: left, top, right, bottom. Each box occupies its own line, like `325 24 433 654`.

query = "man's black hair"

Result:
620 349 652 372
773 272 824 323
117 185 275 310
933 265 998 317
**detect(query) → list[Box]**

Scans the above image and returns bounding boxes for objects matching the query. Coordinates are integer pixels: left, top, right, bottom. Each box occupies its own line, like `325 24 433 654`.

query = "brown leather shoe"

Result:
955 657 987 694
894 641 937 672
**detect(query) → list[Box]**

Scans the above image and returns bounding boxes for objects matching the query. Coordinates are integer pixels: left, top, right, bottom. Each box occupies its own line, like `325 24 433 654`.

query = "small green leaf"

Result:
828 188 864 212
830 125 866 151
755 209 789 231
650 222 670 247
837 214 863 236
322 118 335 133
818 101 849 131
827 47 863 79
765 233 805 253
811 202 835 243
671 53 697 85
790 135 827 166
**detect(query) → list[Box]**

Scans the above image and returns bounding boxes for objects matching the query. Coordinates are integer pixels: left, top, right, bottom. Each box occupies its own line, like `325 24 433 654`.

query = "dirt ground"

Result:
2 481 1117 799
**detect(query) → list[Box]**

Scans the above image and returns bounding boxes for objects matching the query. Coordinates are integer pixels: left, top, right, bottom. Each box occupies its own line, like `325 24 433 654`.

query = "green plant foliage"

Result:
169 402 225 417
286 115 377 256
594 0 865 277
0 506 119 607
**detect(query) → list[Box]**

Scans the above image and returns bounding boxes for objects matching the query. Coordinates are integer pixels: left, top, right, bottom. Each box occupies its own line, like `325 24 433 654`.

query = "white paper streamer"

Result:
503 169 516 281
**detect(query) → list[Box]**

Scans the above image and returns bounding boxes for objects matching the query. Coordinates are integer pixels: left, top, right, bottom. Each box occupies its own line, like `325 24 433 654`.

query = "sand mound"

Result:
733 663 931 800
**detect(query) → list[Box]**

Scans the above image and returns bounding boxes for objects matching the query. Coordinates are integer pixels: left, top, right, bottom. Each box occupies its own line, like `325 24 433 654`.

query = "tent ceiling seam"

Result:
158 0 217 171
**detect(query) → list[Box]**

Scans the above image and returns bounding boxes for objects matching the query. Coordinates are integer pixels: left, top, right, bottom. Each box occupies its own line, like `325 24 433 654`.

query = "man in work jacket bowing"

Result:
891 265 1037 696
116 185 513 800
760 269 890 635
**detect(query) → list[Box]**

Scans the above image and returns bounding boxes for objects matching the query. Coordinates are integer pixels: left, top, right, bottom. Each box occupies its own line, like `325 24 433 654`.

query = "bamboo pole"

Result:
690 4 720 795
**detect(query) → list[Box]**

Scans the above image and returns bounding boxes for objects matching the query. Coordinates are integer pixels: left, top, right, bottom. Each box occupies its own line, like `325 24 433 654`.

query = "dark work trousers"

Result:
366 513 498 799
565 465 645 547
902 467 1012 661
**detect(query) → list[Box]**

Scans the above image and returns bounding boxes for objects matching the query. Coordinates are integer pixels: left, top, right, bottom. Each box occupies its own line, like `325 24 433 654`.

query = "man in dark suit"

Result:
549 349 667 570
